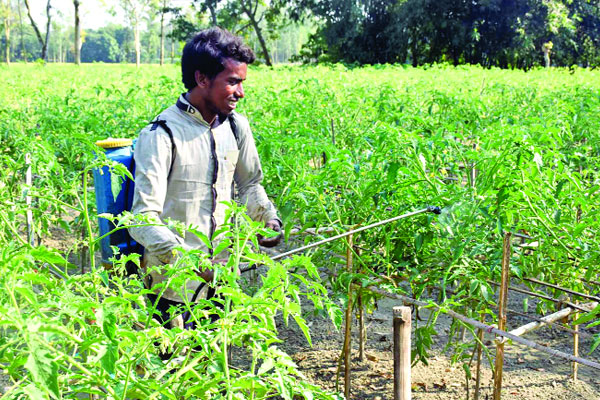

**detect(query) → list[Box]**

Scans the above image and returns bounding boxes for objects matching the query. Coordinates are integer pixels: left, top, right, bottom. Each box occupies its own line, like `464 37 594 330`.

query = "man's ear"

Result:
195 71 210 88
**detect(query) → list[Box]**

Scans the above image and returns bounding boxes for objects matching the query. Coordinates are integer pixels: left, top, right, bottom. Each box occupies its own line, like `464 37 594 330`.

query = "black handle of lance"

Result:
240 205 442 274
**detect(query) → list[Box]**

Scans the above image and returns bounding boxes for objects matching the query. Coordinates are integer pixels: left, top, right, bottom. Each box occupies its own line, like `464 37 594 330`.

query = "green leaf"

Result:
110 172 124 203
573 304 600 325
100 342 118 375
554 179 566 198
15 286 37 305
23 383 48 400
30 246 74 268
462 363 472 380
415 233 424 252
387 162 400 185
553 209 561 225
293 314 312 346
99 307 117 342
257 357 275 375
590 334 600 354
24 343 59 399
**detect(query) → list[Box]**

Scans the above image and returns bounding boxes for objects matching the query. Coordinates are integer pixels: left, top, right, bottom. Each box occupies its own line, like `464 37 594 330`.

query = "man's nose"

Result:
235 83 245 98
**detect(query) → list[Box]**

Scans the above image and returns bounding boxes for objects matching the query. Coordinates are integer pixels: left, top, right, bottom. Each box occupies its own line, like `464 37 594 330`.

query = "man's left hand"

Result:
257 219 282 248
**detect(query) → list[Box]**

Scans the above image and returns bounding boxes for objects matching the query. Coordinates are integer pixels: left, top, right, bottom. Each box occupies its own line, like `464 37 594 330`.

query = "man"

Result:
129 27 282 328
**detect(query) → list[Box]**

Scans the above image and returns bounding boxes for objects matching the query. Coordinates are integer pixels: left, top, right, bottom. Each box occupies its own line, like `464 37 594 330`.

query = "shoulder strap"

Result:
149 119 176 180
227 113 241 148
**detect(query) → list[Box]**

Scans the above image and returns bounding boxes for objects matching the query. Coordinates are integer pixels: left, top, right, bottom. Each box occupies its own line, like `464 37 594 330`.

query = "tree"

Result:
158 0 167 65
225 0 288 66
120 0 149 66
16 0 24 60
23 0 52 60
149 0 177 65
1 0 11 64
73 0 81 64
285 0 401 64
81 29 119 62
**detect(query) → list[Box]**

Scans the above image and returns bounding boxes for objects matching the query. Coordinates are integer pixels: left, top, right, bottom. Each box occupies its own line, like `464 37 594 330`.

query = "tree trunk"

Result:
240 0 271 66
18 0 25 61
23 0 45 59
3 1 9 64
159 0 165 66
170 33 174 63
543 47 550 68
207 2 217 26
134 14 140 67
411 34 418 67
74 0 81 64
42 0 51 61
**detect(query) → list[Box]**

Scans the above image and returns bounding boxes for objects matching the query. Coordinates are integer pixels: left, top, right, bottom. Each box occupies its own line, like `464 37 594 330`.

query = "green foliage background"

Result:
0 62 599 396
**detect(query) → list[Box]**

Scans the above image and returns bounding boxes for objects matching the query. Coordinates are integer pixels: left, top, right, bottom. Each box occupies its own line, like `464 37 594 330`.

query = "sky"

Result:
28 0 127 30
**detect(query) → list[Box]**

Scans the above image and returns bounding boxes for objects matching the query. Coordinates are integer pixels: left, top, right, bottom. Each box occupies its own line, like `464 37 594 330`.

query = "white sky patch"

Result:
27 0 192 30
28 0 126 30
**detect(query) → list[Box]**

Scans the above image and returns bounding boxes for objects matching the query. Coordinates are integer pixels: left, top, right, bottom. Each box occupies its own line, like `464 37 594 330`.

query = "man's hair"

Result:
181 27 256 90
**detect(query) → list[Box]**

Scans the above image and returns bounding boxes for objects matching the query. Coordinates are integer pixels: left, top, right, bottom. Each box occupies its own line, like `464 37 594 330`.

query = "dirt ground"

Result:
274 292 600 400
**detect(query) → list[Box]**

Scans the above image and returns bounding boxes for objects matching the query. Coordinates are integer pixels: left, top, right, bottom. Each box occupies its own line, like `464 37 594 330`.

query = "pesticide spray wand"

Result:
241 205 441 273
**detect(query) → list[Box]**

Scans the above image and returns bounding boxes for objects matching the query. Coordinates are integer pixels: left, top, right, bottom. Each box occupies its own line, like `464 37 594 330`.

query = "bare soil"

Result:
275 293 600 400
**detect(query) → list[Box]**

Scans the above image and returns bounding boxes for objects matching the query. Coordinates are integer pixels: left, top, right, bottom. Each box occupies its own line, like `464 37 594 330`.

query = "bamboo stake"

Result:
507 308 593 338
358 290 365 362
487 280 590 313
494 232 511 400
474 315 484 400
393 306 411 400
522 277 600 303
25 153 34 246
362 285 600 370
343 233 353 400
506 305 593 338
573 301 579 382
80 173 87 274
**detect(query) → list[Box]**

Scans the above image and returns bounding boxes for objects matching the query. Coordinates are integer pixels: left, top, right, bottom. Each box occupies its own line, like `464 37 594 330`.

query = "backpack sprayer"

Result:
93 138 142 272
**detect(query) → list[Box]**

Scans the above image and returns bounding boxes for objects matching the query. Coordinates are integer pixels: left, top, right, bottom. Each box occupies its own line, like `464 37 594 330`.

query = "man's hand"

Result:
257 219 282 248
198 267 214 283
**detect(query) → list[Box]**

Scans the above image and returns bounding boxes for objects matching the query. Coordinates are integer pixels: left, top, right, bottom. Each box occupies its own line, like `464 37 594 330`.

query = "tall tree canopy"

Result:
290 0 600 68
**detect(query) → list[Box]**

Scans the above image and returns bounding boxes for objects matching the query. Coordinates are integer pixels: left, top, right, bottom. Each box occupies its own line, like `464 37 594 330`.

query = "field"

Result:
0 62 599 399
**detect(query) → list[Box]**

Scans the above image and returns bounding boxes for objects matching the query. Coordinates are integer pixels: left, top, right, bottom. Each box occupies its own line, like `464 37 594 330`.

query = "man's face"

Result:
201 58 247 119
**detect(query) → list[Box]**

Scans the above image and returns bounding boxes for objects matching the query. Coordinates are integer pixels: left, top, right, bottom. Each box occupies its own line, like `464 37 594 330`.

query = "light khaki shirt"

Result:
129 94 278 302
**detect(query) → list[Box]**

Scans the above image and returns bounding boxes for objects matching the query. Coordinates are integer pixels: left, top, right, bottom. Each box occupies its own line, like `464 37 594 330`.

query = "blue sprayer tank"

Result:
93 138 142 269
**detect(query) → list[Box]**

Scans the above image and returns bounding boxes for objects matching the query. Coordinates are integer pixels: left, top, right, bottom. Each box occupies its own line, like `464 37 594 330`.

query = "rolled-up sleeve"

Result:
128 127 189 261
233 117 279 223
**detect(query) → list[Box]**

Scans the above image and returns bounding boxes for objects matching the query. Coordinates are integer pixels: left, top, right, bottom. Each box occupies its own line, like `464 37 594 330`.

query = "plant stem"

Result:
81 169 96 273
121 357 133 400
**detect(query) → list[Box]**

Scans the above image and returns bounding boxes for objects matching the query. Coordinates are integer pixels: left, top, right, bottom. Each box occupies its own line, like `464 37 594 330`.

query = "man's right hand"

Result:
198 267 214 283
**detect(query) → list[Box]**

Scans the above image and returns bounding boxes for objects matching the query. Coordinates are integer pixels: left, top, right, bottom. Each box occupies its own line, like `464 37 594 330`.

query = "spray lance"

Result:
240 205 442 274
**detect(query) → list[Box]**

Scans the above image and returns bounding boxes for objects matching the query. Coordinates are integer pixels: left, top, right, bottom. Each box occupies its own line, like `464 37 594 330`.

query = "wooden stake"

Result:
80 172 88 274
573 301 579 382
358 290 365 362
493 232 511 400
343 233 353 399
474 315 484 400
393 306 411 400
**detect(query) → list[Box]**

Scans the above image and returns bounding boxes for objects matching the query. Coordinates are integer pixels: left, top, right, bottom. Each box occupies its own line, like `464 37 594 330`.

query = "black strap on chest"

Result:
149 119 176 181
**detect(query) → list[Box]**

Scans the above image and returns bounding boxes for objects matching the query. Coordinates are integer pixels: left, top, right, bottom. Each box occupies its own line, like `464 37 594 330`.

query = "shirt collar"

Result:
176 94 227 129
